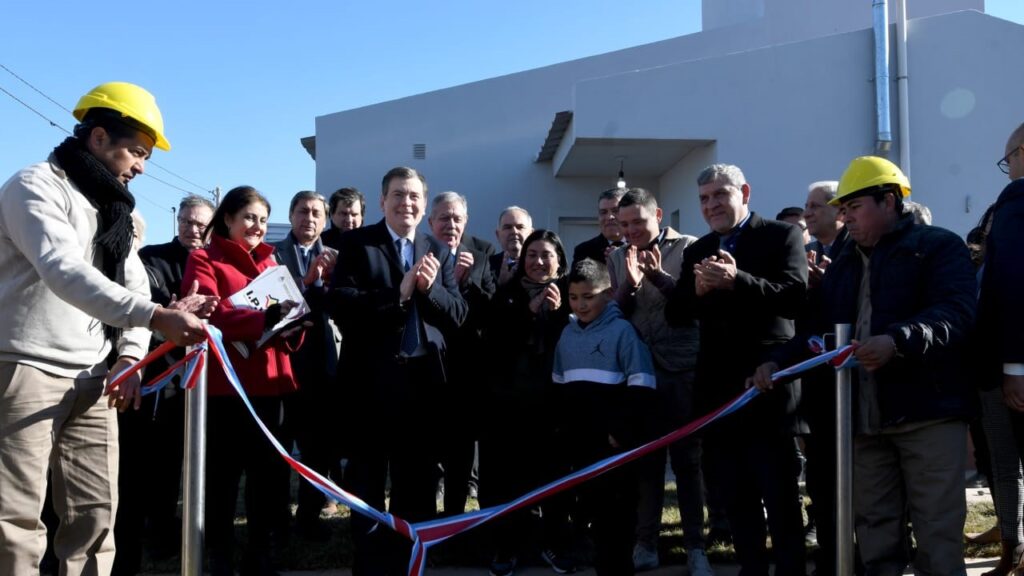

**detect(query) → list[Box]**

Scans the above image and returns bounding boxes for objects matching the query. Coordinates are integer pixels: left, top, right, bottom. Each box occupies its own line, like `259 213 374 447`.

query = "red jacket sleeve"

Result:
183 250 267 342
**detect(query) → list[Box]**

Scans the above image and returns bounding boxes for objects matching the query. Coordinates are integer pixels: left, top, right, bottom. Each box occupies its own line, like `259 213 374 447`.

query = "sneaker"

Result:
541 549 577 574
490 555 517 576
686 548 714 576
633 543 660 571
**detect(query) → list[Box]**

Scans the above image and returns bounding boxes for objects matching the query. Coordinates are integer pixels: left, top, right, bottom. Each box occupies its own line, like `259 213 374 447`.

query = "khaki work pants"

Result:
854 419 968 576
0 362 118 576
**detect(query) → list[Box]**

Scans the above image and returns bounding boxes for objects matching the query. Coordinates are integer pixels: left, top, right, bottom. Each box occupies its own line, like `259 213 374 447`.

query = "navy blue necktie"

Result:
397 238 422 356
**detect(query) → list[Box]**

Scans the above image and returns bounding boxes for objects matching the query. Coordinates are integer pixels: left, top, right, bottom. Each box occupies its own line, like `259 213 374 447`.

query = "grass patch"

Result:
138 478 1000 572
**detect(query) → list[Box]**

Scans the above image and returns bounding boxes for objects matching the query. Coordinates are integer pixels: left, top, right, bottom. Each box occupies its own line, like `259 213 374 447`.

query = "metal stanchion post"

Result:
835 323 853 576
181 340 208 576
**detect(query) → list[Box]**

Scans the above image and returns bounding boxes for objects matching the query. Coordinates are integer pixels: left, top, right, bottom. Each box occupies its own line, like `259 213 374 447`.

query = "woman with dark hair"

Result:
480 229 575 576
183 185 304 576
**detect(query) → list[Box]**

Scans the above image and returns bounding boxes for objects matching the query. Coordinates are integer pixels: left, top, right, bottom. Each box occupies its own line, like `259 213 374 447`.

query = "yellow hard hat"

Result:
831 156 910 206
73 82 170 151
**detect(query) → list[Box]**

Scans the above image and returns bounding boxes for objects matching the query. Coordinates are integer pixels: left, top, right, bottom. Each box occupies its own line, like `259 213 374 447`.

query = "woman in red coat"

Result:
183 185 302 576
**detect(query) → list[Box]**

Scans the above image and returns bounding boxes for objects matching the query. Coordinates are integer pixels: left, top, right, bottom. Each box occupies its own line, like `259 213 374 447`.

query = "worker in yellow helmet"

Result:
749 155 977 574
0 82 212 575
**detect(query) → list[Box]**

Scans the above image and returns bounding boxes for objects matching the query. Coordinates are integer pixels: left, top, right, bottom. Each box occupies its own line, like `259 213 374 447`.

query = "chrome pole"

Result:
835 323 853 576
181 340 208 576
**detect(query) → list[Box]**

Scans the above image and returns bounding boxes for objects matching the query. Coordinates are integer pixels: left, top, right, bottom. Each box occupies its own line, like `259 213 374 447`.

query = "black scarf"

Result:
52 136 137 345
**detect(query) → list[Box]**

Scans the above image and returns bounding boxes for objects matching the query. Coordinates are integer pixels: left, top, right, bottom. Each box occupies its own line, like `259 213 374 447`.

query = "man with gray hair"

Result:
667 163 808 576
804 180 846 288
490 206 533 286
797 179 848 573
572 188 627 268
428 191 496 515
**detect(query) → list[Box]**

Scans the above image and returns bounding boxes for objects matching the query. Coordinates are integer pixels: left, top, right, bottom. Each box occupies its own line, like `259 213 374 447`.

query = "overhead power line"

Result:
0 66 218 203
0 63 73 114
0 84 70 134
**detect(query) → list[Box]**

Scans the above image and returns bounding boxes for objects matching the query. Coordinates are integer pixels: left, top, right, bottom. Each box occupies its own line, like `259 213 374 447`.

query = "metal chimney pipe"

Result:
873 0 893 155
895 0 911 178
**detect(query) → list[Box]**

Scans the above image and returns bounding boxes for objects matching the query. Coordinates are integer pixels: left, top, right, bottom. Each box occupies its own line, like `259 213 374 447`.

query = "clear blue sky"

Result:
2 1 1021 245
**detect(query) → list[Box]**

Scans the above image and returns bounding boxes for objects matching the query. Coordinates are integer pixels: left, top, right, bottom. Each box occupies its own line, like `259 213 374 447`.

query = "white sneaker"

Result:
686 548 714 576
632 543 659 571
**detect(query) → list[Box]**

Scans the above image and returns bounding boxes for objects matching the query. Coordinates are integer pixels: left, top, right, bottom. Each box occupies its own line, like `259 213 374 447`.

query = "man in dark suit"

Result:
331 167 467 575
666 163 808 576
427 191 496 515
489 206 533 287
274 191 340 540
571 188 626 268
979 123 1024 572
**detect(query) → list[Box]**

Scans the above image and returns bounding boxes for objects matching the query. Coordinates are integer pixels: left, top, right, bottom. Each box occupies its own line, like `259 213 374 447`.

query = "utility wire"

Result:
0 63 73 114
0 65 216 198
0 84 70 134
1 81 177 212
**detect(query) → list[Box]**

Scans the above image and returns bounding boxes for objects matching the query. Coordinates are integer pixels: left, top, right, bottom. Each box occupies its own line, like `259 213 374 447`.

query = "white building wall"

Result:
702 0 983 40
658 143 717 237
314 2 1016 252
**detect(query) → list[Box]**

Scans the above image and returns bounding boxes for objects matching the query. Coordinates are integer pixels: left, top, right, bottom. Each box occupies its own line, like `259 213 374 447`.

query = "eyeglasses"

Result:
997 145 1023 175
178 218 209 232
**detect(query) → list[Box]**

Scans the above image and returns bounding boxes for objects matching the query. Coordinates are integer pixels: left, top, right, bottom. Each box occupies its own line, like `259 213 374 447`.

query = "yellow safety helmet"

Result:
73 82 170 151
830 156 910 206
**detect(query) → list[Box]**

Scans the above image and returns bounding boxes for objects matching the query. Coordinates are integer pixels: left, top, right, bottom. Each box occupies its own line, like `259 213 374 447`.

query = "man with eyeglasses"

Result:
112 193 216 574
977 121 1024 573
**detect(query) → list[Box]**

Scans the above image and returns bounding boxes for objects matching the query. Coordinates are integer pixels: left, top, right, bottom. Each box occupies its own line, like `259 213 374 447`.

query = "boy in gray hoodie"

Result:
552 259 656 575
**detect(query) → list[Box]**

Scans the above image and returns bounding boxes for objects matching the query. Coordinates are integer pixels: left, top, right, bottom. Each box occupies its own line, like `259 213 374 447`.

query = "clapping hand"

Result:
168 280 219 319
694 250 737 294
529 283 561 314
416 252 440 293
454 250 474 285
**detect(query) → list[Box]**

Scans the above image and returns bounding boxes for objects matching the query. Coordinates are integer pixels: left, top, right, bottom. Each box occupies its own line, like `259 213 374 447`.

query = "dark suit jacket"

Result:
439 240 496 425
273 233 339 382
139 237 190 307
330 220 468 413
453 240 497 340
464 235 496 260
666 212 808 427
320 226 346 252
138 238 191 390
978 179 1024 390
572 233 613 267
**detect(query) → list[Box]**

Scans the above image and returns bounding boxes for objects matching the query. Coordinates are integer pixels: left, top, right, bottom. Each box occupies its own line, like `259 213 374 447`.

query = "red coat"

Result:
183 234 301 397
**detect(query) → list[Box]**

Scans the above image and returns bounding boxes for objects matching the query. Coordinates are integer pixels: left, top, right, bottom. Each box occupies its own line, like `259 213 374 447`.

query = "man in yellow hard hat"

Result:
0 82 211 576
749 156 976 575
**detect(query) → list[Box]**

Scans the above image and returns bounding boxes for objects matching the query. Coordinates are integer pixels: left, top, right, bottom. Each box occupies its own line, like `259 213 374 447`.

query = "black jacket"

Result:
138 238 191 389
273 233 339 383
572 233 613 267
484 276 570 412
329 220 467 407
139 237 190 307
666 213 808 423
977 179 1024 390
789 214 977 427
